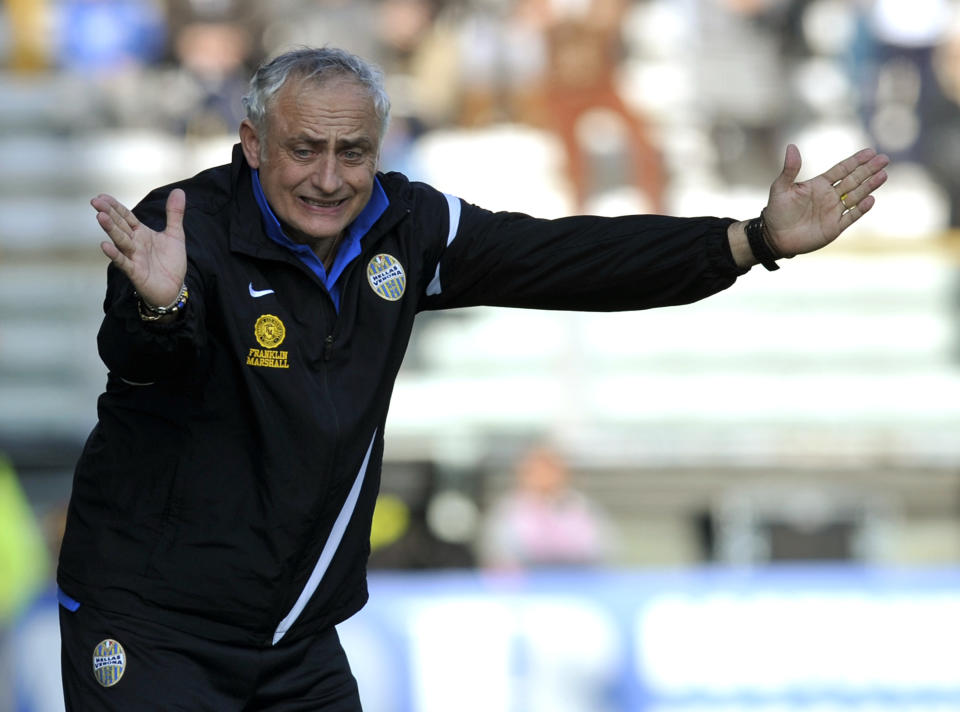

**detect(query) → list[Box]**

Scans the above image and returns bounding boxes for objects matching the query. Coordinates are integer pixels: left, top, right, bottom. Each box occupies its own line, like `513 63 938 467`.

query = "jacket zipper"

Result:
274 205 410 638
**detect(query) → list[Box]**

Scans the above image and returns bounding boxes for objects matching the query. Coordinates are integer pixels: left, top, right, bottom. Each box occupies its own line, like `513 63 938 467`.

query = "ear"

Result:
239 119 262 169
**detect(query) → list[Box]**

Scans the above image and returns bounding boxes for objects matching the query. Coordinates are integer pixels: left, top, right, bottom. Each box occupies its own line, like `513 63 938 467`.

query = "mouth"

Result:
299 196 347 210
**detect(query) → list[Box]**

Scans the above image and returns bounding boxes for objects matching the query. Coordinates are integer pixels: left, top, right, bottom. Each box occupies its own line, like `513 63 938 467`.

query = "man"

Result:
480 444 615 570
58 46 889 709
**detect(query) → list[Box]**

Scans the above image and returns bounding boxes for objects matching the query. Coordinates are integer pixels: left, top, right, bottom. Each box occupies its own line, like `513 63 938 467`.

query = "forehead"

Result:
267 75 379 141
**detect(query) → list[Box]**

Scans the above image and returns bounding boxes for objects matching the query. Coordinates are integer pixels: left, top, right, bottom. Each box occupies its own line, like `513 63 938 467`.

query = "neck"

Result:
314 236 340 271
283 221 342 270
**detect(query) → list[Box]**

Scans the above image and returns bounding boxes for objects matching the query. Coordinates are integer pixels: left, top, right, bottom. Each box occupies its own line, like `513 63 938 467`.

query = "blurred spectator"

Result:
454 0 546 127
376 0 441 75
161 0 266 137
164 20 254 136
0 454 49 626
519 0 665 212
852 0 960 228
256 0 382 65
696 0 790 186
55 0 167 75
6 0 54 71
927 14 960 227
373 0 462 173
45 0 169 130
859 0 954 162
8 503 67 712
368 462 477 570
0 454 52 711
480 445 614 570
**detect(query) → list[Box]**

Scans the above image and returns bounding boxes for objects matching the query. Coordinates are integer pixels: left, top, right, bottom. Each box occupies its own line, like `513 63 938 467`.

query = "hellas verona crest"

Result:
367 254 406 301
92 638 126 687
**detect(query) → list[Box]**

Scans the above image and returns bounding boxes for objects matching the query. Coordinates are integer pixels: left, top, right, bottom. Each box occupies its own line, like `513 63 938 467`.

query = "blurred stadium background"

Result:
3 0 960 710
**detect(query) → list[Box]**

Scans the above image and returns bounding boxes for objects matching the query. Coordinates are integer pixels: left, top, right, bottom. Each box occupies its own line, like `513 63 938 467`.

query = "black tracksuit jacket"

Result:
58 145 747 646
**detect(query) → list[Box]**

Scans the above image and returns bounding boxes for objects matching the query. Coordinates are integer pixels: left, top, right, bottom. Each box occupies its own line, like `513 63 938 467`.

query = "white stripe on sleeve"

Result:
425 193 462 297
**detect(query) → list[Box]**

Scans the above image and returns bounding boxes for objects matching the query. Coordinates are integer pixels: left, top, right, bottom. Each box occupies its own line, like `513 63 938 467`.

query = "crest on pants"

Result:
92 638 126 687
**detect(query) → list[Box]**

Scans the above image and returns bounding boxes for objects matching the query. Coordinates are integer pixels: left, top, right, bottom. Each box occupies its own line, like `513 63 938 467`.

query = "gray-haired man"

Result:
58 46 888 709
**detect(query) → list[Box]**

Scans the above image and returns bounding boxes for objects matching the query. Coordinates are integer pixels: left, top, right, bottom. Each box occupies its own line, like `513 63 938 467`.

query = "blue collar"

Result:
250 170 389 311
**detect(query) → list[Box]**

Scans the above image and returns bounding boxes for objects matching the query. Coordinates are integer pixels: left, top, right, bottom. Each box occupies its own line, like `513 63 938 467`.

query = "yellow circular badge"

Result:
92 638 126 687
255 314 286 349
367 254 406 301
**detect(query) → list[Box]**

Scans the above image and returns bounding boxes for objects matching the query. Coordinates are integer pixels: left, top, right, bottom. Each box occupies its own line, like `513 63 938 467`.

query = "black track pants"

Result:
59 598 362 711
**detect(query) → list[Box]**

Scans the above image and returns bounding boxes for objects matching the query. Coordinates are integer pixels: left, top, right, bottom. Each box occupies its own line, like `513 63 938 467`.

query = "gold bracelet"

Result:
137 283 189 322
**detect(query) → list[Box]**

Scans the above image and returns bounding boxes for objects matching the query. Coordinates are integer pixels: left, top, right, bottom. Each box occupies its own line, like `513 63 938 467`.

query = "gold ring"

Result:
840 193 851 211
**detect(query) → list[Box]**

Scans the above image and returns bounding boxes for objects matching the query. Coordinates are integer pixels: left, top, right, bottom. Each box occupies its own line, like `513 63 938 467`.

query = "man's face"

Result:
240 75 381 249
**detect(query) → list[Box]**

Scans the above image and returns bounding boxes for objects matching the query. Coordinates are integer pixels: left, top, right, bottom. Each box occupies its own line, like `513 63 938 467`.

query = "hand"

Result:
92 189 187 308
763 144 889 258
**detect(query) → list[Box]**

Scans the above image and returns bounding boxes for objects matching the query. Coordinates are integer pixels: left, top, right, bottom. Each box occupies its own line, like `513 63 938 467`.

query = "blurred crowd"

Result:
4 0 960 221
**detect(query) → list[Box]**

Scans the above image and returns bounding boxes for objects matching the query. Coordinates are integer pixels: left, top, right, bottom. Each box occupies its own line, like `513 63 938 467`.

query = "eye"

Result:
342 149 363 162
292 148 314 159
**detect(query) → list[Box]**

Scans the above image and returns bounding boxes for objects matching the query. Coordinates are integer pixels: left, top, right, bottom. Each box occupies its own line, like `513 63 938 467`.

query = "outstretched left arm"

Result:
728 144 890 268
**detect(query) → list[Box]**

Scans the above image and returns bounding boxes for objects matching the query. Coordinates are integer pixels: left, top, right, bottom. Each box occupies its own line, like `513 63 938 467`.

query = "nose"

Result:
312 155 342 194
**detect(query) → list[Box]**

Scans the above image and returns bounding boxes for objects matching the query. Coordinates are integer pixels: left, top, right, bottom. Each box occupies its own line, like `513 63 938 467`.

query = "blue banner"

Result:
340 566 960 712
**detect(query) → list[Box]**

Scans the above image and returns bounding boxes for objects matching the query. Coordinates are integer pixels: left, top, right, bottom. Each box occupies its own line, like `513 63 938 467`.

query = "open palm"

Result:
763 145 889 258
92 189 188 308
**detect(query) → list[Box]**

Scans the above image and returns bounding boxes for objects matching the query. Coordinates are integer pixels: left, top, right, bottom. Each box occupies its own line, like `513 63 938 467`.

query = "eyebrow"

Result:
291 134 373 151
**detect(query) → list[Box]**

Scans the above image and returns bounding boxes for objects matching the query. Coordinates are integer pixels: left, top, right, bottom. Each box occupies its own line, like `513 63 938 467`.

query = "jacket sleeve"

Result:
95 198 207 384
419 198 749 312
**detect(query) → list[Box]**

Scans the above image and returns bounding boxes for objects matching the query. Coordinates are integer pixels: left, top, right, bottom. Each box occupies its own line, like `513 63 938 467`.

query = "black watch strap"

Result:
745 213 780 271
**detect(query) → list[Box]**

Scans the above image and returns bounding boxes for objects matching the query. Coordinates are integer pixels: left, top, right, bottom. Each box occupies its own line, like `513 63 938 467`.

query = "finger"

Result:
822 147 878 187
771 144 802 194
92 201 137 247
838 194 876 231
165 188 186 237
841 153 890 194
100 240 134 276
91 194 139 231
835 158 889 215
95 209 139 259
111 197 140 232
95 208 130 242
100 239 120 262
90 193 121 213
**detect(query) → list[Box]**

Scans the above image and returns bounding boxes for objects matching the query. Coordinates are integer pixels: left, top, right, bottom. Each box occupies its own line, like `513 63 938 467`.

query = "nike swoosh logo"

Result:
249 282 275 298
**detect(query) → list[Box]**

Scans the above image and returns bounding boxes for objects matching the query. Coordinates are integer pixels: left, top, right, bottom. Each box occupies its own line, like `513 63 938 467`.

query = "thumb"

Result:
771 144 802 195
165 188 186 237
